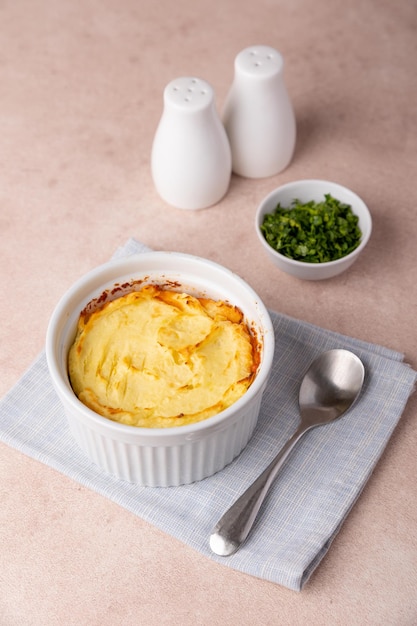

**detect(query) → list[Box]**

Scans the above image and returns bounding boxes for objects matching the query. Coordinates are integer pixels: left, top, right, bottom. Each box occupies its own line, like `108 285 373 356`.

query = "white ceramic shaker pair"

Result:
151 45 296 210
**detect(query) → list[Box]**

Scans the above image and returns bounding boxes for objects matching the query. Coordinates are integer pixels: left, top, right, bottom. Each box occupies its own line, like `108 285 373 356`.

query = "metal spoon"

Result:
209 349 365 556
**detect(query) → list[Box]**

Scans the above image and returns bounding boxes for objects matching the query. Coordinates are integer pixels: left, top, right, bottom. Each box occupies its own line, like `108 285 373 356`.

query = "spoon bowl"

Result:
299 349 365 427
210 349 365 556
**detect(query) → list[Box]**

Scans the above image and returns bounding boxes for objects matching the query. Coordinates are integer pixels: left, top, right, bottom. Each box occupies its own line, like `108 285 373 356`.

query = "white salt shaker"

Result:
151 77 232 210
223 45 296 178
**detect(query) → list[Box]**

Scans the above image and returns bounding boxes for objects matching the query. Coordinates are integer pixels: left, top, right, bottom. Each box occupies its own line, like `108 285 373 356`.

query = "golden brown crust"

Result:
68 286 259 428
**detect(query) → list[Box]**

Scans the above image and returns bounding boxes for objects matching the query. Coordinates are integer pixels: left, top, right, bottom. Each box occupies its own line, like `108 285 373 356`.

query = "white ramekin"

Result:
46 252 275 487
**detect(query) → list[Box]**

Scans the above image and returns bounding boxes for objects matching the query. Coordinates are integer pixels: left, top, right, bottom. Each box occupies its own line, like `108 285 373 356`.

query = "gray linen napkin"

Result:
1 238 416 591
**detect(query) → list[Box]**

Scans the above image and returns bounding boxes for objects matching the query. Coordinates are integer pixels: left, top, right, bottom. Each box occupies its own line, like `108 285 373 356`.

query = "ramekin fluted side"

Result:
66 394 262 486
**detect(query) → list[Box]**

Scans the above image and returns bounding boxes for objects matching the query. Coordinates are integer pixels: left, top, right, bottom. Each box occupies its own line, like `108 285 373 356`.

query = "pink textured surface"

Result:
1 0 416 623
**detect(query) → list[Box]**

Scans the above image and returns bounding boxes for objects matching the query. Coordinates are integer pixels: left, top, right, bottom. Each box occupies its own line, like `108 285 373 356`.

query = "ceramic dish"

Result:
255 179 372 280
46 252 275 487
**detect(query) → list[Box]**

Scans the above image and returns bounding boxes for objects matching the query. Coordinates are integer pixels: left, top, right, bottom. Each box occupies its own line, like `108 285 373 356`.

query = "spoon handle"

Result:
209 424 308 556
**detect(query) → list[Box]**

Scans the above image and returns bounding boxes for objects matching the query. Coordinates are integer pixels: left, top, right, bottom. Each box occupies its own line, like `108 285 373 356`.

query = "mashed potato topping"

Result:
68 285 258 428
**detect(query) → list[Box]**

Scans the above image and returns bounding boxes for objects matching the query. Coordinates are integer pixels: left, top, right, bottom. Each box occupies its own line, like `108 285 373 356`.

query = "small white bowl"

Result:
46 252 274 487
255 179 372 280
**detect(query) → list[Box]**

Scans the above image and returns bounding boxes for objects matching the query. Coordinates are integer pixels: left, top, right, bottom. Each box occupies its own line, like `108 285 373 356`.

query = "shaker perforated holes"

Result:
237 46 283 78
249 49 274 67
167 77 212 109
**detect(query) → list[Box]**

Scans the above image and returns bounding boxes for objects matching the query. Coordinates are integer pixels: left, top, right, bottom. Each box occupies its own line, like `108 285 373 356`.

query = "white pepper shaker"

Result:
223 45 296 178
151 77 232 210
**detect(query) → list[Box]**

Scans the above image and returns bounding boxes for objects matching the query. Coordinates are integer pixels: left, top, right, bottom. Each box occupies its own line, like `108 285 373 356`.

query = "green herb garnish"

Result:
261 193 362 263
